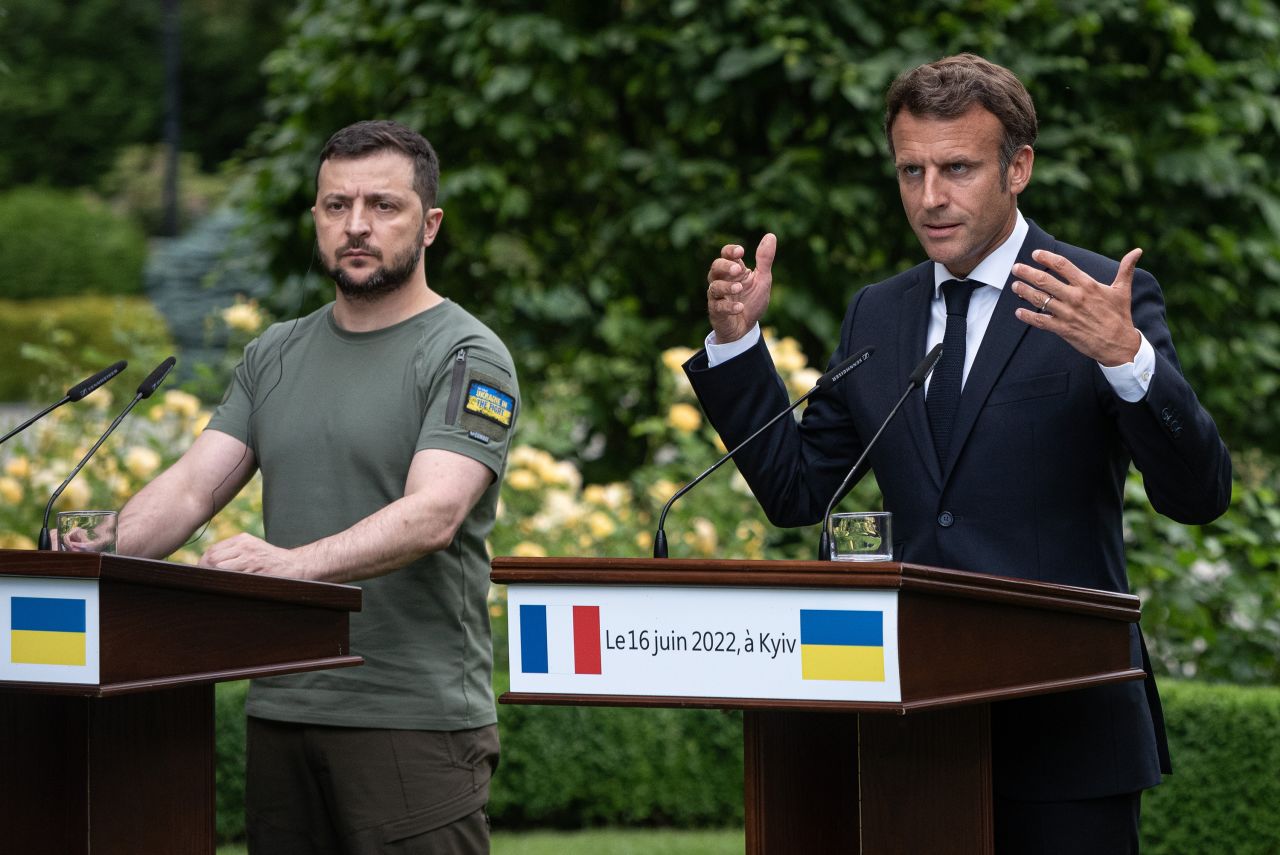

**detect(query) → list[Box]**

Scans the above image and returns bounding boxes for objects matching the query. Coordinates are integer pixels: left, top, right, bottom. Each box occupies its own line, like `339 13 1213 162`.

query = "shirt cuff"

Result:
1099 332 1155 403
704 324 762 367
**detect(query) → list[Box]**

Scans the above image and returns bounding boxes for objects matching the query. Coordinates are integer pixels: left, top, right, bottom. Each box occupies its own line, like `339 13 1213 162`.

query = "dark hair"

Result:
316 120 440 210
884 54 1038 179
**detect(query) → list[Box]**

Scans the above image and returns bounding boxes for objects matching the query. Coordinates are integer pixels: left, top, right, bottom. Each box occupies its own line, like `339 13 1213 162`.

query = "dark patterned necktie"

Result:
926 279 981 466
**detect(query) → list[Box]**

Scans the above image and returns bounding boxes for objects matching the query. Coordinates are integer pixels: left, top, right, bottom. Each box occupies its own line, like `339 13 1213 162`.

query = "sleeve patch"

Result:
464 379 515 429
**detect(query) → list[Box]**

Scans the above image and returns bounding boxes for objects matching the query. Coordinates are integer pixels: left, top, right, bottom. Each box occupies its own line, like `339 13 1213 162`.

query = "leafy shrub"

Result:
0 296 173 402
0 359 262 555
1144 681 1280 854
215 681 249 842
208 676 1280 846
0 187 147 299
489 682 743 829
1129 451 1280 685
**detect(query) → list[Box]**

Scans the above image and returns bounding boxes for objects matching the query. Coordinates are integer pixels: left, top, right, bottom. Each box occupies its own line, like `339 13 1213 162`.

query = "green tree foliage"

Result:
0 0 288 187
240 0 1280 480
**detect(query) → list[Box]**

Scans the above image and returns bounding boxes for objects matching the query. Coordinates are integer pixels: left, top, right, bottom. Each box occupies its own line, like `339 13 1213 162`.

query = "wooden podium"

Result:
491 556 1145 855
0 549 362 855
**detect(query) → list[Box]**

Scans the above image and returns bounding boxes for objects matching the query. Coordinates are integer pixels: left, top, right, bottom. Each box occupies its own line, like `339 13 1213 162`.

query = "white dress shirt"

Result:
705 210 1155 402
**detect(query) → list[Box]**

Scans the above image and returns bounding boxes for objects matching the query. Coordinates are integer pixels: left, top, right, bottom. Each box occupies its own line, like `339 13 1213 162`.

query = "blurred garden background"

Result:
1 0 1279 851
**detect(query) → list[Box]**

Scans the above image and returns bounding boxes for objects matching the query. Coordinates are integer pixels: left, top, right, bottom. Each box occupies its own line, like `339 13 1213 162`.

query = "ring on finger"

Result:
1041 295 1053 312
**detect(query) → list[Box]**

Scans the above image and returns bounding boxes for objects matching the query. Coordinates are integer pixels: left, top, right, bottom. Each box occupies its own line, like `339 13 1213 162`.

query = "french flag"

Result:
520 604 602 675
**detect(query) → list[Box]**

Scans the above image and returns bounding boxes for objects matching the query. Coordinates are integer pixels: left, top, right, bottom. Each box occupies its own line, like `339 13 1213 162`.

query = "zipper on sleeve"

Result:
445 348 468 424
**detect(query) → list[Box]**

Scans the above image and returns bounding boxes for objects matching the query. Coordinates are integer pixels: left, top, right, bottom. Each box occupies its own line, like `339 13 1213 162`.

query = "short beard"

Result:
324 232 425 302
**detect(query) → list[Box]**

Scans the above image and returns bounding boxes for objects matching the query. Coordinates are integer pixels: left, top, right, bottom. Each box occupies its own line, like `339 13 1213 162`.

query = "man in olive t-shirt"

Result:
119 121 518 854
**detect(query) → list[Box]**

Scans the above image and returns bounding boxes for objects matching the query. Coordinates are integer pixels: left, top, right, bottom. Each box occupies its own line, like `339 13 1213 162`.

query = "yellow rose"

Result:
507 445 541 467
666 403 702 434
647 479 679 505
191 412 212 436
0 533 36 550
163 390 202 419
690 517 718 555
124 446 162 479
0 476 23 504
507 469 539 491
541 460 582 491
512 541 548 557
661 346 696 374
170 548 202 566
787 367 822 400
634 530 653 550
4 456 30 479
222 298 264 333
587 511 616 539
54 478 92 510
85 387 113 410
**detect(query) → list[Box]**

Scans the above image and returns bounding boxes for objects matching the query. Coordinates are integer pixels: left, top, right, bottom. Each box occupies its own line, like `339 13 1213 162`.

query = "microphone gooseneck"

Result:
653 346 873 558
37 356 176 550
817 344 942 561
0 361 127 447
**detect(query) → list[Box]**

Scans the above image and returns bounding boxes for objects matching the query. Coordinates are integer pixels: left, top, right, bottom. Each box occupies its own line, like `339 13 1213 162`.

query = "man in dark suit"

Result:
685 54 1231 853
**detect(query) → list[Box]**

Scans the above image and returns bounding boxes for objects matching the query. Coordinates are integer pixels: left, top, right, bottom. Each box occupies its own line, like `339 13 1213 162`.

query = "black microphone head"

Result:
67 360 127 402
137 356 177 399
909 343 944 387
816 346 874 391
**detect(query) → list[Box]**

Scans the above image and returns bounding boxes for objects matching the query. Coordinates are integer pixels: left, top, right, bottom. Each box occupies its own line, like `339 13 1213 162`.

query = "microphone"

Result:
817 343 942 561
0 361 127 447
653 346 873 558
37 356 176 550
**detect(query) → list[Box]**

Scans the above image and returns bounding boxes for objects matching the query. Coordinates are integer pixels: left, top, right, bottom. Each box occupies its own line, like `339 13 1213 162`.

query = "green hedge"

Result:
489 702 744 828
215 681 249 843
213 679 1280 846
1144 681 1280 854
0 296 173 401
0 187 147 300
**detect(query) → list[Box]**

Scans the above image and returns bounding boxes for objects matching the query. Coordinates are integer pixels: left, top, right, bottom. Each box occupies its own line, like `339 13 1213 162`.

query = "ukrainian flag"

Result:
11 596 87 666
800 609 884 682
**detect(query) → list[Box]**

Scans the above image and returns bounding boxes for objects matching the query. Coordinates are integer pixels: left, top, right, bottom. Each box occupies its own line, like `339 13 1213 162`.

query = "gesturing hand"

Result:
1012 247 1144 366
705 233 777 345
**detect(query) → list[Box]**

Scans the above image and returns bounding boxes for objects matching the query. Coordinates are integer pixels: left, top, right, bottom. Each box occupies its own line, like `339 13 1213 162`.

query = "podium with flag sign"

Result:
492 556 1145 854
0 549 362 855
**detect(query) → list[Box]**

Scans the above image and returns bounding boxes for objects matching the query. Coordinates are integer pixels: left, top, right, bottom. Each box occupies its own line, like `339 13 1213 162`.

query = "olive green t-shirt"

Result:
207 300 518 730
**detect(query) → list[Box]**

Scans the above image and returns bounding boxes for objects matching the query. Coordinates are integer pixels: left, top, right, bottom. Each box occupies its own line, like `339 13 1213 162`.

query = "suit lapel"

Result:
898 267 943 489
942 222 1055 479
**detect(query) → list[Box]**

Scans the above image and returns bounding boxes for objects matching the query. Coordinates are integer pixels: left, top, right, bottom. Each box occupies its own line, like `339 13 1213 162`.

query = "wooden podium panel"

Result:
492 556 1144 854
0 549 363 854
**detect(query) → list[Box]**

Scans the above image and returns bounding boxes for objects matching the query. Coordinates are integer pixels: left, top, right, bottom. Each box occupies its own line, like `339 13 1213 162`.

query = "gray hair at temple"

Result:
884 54 1038 185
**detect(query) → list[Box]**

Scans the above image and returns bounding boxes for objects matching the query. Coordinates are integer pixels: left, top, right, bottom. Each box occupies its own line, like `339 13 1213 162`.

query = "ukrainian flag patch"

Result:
465 380 514 429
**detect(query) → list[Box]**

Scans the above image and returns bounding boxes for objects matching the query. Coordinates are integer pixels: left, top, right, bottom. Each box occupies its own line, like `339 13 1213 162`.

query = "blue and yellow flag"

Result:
10 596 87 666
800 609 884 682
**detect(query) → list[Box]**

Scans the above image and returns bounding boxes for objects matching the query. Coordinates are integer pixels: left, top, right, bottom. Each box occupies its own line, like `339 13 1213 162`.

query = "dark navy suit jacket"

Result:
685 219 1231 800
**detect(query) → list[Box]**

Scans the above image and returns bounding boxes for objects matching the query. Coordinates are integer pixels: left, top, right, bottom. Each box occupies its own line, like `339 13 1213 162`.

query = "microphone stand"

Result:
0 361 127 447
654 346 873 558
818 344 942 560
37 357 175 550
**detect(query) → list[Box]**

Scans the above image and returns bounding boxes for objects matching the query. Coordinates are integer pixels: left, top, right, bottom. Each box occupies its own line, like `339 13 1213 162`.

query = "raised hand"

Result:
1012 247 1143 366
705 233 777 344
